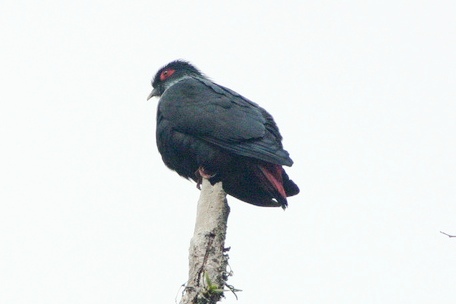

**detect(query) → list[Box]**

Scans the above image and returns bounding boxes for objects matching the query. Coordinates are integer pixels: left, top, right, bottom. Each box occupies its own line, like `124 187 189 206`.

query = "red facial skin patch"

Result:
160 69 175 81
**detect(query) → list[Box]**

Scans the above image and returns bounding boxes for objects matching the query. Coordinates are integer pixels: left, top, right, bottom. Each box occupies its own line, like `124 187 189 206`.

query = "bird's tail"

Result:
257 163 288 208
213 159 299 208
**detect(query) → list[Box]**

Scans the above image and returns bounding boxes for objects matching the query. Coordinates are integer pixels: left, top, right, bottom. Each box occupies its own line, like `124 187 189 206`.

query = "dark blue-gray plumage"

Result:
148 60 299 208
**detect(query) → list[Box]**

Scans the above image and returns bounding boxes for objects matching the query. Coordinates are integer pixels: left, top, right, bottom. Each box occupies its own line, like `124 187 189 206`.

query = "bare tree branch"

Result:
440 231 456 238
180 179 231 304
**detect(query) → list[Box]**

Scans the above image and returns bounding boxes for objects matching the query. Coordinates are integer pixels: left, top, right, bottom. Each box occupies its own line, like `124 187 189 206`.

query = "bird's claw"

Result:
195 166 216 189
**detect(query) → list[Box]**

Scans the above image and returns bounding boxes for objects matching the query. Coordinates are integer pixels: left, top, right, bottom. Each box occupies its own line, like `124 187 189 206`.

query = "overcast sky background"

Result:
1 1 455 303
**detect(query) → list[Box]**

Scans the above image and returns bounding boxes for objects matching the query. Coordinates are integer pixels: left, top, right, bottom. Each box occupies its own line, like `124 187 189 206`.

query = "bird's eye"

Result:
160 69 175 81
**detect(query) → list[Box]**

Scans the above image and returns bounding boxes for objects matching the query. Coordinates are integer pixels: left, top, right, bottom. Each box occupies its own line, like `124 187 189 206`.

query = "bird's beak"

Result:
147 88 160 100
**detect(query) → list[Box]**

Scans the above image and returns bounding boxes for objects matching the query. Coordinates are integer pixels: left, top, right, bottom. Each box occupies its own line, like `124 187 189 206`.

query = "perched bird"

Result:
148 60 299 208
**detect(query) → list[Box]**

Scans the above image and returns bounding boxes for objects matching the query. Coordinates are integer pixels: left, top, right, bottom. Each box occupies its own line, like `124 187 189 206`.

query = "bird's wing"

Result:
158 77 293 166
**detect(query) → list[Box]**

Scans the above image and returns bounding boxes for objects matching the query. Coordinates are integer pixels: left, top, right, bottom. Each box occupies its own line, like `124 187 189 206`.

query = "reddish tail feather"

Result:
258 163 287 204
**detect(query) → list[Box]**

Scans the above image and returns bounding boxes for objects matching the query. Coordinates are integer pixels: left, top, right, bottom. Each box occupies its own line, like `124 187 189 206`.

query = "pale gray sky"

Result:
1 1 455 303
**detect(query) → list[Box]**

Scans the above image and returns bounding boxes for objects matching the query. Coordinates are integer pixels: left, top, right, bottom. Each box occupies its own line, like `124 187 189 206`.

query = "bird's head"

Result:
147 60 203 100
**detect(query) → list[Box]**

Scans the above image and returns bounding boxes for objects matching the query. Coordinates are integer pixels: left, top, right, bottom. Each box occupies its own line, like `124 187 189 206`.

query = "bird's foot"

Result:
195 166 216 189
